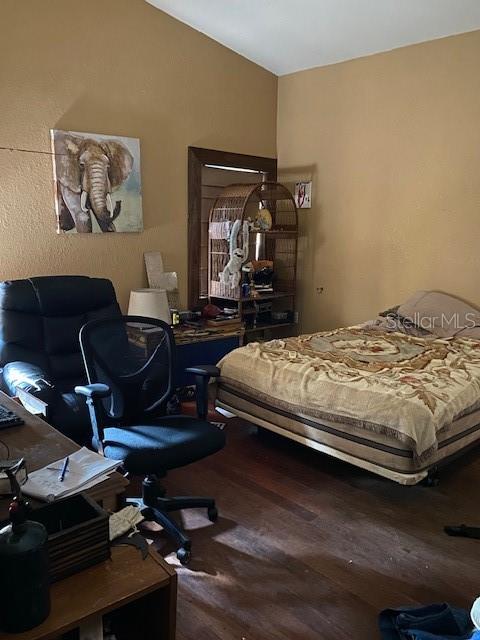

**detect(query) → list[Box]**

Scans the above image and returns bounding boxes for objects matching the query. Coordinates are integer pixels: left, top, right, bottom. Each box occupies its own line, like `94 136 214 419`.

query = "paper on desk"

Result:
22 447 122 501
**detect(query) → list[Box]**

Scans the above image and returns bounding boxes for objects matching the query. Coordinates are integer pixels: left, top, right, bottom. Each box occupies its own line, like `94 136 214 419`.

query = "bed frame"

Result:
217 398 429 485
216 387 480 486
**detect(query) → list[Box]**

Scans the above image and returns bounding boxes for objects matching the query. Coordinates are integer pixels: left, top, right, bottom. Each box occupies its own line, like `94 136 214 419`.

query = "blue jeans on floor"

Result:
379 603 474 640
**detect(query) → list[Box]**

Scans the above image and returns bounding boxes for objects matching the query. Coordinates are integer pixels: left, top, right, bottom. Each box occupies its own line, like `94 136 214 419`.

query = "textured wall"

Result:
0 0 277 309
278 31 480 332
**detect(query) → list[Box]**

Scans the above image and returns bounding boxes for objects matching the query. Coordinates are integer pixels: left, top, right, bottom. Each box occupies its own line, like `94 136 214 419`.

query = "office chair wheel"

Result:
177 546 191 565
207 506 218 522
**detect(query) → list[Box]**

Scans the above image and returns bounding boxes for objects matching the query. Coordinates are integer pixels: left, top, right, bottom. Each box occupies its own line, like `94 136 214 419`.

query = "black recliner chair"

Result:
75 315 225 564
0 276 121 443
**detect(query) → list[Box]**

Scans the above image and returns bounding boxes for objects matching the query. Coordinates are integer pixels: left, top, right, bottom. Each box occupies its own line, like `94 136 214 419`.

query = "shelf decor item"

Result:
208 182 298 337
254 206 273 231
219 219 250 289
144 251 180 310
294 180 312 209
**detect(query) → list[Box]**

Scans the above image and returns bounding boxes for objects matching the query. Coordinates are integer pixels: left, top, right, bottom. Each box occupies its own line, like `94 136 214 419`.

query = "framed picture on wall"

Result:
51 129 143 233
294 181 312 209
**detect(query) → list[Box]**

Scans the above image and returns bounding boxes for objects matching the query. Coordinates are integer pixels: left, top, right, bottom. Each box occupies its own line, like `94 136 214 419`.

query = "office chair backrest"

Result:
0 276 120 383
79 316 176 424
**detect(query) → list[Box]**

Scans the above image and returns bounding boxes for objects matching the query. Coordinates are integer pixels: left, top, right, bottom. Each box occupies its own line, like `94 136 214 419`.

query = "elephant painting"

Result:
51 130 143 233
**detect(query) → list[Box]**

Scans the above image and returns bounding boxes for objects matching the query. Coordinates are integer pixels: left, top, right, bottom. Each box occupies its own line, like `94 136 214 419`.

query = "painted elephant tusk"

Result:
80 190 89 212
106 193 114 218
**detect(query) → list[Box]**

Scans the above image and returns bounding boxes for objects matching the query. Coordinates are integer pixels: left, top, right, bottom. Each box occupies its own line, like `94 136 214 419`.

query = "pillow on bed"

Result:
378 305 400 318
397 291 480 338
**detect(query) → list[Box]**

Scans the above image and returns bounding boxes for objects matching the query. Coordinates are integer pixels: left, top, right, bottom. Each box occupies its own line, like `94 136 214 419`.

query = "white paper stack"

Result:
22 447 121 502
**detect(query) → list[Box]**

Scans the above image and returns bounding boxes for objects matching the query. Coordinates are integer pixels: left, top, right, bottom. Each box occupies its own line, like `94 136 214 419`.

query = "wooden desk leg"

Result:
142 578 177 640
159 572 177 640
79 616 103 639
110 573 177 640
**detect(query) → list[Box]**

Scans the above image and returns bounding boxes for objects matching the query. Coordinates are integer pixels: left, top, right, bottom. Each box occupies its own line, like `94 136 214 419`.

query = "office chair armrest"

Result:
74 384 111 399
185 366 220 420
185 365 220 378
75 384 111 454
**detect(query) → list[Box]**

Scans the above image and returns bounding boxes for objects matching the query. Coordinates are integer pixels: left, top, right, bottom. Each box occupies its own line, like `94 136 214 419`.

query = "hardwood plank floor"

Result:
152 415 480 639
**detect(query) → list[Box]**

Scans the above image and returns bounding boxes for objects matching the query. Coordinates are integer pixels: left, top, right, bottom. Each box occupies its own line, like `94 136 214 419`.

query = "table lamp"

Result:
128 288 172 325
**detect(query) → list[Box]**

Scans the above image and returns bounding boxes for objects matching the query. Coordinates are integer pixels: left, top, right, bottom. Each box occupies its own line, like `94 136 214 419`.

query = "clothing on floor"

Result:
379 603 474 640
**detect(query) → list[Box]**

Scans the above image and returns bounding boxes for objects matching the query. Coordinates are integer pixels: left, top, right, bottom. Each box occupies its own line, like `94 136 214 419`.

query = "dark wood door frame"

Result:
188 146 277 309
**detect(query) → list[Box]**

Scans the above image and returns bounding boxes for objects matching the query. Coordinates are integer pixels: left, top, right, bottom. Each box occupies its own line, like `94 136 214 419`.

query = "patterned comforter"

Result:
217 328 480 460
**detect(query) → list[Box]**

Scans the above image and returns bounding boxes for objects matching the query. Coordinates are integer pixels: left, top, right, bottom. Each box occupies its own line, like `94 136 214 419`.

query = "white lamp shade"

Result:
128 288 171 324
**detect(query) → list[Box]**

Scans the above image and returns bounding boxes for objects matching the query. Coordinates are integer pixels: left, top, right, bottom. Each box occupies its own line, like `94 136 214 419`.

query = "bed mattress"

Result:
216 327 480 484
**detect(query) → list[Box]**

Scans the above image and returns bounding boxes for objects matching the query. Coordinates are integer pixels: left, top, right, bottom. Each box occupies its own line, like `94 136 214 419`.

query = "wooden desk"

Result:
0 392 128 519
125 322 243 387
0 545 177 640
173 324 243 387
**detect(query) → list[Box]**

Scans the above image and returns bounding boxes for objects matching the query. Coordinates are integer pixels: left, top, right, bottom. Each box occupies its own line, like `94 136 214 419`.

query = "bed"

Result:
215 291 480 484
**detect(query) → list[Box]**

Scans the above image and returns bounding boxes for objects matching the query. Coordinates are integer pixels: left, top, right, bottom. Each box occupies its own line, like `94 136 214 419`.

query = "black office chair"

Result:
75 315 225 564
0 276 121 444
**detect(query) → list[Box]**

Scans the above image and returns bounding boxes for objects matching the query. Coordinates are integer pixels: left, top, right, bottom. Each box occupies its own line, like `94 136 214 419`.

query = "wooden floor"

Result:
152 415 480 640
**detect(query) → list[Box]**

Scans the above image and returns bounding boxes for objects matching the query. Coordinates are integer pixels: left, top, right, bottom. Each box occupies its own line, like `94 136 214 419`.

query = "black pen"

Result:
58 456 69 482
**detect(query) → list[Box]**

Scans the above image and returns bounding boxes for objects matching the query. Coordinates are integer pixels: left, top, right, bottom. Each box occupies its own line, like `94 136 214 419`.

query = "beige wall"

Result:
3 4 478 328
0 0 277 310
278 30 480 333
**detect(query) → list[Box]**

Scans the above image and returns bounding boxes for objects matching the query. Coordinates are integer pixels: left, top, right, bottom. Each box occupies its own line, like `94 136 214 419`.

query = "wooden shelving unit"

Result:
208 182 298 341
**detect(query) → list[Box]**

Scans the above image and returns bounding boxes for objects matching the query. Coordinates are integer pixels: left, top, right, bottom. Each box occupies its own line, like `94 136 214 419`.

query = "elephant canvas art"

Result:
51 129 143 233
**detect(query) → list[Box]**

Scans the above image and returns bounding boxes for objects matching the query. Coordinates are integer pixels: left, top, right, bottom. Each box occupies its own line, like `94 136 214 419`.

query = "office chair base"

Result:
125 477 219 565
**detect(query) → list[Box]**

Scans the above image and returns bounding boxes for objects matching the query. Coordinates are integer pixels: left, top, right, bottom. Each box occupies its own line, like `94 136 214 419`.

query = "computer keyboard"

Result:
0 404 24 429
